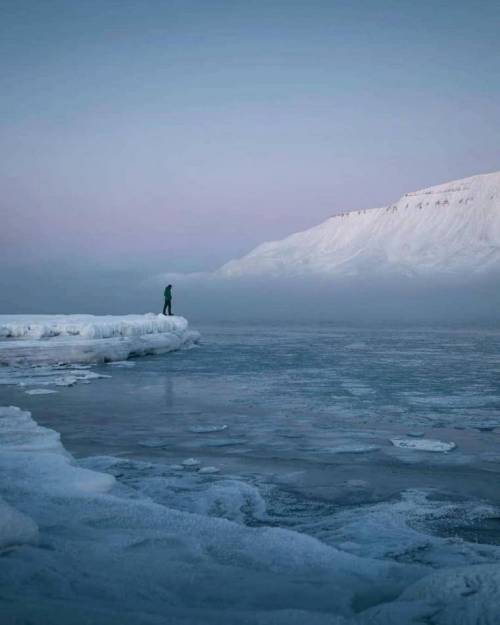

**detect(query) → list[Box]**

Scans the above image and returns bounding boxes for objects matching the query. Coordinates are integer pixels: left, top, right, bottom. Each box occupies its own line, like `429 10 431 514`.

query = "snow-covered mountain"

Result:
218 171 500 278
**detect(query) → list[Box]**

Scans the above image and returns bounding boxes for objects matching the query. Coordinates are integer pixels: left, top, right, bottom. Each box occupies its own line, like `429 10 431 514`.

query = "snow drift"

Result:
218 171 500 278
0 314 199 366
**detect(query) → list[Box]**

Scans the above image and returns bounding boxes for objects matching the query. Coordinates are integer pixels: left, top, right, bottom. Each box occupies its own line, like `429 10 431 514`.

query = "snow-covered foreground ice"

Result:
2 404 500 625
1 323 500 624
0 406 407 624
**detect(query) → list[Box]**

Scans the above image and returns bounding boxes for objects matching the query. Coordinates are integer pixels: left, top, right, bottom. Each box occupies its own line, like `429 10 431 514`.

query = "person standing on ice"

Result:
163 284 173 316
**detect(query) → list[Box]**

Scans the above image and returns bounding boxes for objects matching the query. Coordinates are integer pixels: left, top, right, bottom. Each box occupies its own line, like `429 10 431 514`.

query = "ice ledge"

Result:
0 313 188 340
0 314 200 365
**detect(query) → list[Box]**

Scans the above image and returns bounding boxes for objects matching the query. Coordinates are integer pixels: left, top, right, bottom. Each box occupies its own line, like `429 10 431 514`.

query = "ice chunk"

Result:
181 457 201 468
54 375 78 387
188 424 228 433
391 438 456 452
323 444 380 454
24 389 58 395
199 466 220 474
107 360 136 367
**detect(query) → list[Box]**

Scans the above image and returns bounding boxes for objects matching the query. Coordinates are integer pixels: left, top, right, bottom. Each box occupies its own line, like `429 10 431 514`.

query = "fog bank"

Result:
1 261 498 326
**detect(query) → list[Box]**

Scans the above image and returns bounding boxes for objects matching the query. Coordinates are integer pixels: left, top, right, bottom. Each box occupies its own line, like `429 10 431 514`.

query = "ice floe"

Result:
188 424 228 433
199 466 220 474
323 444 381 454
181 457 201 468
391 438 456 452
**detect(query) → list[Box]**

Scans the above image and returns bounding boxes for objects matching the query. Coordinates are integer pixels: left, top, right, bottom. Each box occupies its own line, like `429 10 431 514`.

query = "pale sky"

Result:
1 0 499 301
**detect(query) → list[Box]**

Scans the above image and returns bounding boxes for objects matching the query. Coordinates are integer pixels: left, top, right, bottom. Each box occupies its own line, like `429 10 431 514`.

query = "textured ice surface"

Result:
358 564 500 625
328 490 500 567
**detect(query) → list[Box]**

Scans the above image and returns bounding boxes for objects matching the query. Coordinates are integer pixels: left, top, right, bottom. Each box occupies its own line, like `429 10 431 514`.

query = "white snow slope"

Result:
218 171 500 278
0 314 199 366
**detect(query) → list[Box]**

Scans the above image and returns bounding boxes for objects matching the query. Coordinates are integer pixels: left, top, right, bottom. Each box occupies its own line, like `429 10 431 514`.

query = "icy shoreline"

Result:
1 404 499 624
0 314 199 366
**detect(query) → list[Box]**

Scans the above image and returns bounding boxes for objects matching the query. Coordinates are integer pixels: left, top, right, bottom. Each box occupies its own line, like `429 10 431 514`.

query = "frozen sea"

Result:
1 321 500 624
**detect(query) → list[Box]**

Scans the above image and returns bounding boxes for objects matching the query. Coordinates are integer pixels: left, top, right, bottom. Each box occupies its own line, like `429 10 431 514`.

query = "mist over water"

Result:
2 261 499 327
150 272 500 326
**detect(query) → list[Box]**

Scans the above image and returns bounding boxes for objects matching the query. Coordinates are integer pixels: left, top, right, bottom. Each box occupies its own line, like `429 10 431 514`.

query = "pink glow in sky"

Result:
2 0 500 277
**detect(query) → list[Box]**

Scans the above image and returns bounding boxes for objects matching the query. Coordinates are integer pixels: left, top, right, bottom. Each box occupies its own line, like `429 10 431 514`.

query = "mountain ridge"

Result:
217 170 500 278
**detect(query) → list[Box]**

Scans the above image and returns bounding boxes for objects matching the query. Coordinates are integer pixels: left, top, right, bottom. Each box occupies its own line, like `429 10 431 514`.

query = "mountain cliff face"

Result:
218 171 500 278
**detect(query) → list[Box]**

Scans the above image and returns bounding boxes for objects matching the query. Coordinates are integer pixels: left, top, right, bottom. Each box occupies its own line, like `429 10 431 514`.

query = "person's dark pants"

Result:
163 299 172 316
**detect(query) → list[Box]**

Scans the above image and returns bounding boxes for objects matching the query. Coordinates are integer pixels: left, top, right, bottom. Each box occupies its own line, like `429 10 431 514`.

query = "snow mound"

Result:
391 438 456 452
218 170 500 278
0 313 199 366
